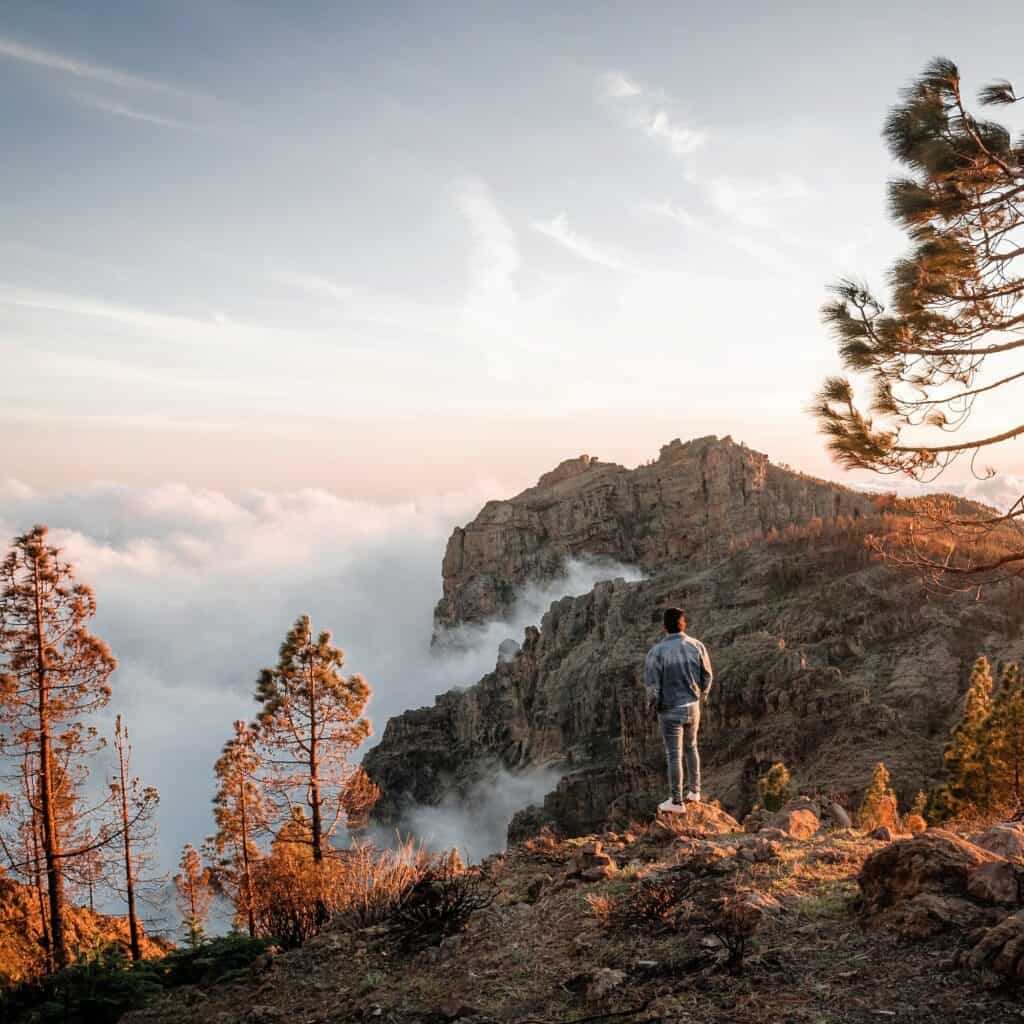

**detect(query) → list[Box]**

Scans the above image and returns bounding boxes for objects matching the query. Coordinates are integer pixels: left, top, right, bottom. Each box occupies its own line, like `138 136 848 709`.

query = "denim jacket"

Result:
644 632 713 710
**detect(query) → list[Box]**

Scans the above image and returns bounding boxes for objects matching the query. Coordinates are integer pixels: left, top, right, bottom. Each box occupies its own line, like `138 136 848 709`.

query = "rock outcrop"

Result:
364 437 1024 843
434 435 873 632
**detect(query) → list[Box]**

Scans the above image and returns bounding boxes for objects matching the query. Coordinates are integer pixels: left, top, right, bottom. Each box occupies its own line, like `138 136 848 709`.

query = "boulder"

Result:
566 841 616 882
742 808 771 834
737 837 781 864
973 822 1024 862
654 801 741 838
868 826 895 842
859 829 1007 935
768 807 819 840
823 801 853 830
967 861 1022 906
966 909 1024 980
880 893 984 939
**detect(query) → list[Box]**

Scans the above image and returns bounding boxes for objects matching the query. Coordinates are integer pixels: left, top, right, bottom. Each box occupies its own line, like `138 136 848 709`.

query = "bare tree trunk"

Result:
31 806 51 969
33 556 67 969
239 781 255 938
116 717 142 961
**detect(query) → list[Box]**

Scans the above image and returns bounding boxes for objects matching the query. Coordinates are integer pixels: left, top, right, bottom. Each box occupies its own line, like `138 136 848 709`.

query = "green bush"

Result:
757 762 794 813
0 934 274 1024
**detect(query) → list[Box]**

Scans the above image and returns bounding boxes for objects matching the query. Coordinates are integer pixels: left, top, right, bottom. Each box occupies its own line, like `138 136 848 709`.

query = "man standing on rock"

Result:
644 607 713 812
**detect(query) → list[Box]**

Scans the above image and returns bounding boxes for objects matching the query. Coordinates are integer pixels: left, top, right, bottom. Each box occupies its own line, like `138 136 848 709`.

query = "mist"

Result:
0 478 641 885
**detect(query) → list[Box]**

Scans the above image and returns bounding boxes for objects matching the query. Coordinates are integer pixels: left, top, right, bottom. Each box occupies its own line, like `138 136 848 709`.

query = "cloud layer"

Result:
0 480 642 881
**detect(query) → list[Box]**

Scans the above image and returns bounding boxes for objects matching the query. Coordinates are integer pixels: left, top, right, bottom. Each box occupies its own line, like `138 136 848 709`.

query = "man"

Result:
644 607 713 812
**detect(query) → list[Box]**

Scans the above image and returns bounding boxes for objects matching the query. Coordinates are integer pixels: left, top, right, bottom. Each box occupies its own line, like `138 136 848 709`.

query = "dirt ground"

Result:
124 823 1024 1024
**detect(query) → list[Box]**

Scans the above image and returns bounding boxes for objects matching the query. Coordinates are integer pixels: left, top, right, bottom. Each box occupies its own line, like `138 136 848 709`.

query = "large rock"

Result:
859 830 1014 936
973 822 1024 862
769 808 820 839
966 909 1024 980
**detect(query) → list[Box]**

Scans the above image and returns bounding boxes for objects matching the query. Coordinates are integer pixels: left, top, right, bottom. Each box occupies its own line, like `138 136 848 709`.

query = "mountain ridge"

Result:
365 435 1024 843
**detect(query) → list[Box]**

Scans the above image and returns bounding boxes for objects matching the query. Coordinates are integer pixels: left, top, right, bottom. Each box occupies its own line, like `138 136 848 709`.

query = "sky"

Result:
2 1 1024 927
2 1 1023 498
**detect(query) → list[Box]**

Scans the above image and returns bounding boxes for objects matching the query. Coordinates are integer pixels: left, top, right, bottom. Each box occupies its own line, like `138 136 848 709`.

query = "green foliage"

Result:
813 57 1024 584
156 933 275 989
858 762 899 831
933 656 1024 820
988 663 1024 806
757 762 794 813
942 657 995 813
0 936 274 1024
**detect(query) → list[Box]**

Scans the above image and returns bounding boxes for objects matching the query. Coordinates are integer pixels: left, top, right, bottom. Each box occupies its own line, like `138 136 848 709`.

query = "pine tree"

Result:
0 526 117 968
859 762 899 831
254 616 379 865
110 714 159 961
208 720 264 937
988 662 1024 808
757 762 794 813
174 843 213 951
813 58 1024 586
910 790 928 819
944 656 996 811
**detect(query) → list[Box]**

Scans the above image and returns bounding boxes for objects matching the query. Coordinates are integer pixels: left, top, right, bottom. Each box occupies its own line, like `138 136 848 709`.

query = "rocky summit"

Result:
364 436 1024 839
433 435 873 632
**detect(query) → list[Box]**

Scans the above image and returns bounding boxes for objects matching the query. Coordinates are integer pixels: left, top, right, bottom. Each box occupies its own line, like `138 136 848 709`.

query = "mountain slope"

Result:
365 437 1024 838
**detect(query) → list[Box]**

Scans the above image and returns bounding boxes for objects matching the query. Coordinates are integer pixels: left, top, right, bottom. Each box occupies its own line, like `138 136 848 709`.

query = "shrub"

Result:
390 851 495 952
157 933 274 988
903 813 927 834
0 935 272 1024
757 763 794 813
249 844 351 948
587 869 695 933
858 762 899 831
331 839 429 931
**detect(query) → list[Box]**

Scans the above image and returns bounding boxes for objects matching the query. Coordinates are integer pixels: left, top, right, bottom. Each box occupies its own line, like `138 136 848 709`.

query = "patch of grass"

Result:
792 880 858 920
356 970 387 997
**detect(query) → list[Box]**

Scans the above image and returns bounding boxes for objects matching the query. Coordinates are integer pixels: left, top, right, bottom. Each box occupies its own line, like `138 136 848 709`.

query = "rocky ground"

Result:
124 802 1024 1024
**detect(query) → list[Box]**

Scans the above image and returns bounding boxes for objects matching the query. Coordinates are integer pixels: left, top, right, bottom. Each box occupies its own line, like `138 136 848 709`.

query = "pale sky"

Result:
3 1 1024 499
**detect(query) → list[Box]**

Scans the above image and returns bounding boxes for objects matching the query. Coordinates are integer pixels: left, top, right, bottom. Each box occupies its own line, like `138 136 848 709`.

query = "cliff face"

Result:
364 437 1024 841
434 435 873 632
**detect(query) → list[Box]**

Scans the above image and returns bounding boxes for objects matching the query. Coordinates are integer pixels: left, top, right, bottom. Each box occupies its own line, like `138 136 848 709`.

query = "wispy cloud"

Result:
709 175 813 229
643 110 705 157
603 71 641 99
72 92 198 131
456 179 520 318
0 285 239 345
0 36 191 97
532 212 641 274
270 270 353 302
599 69 705 163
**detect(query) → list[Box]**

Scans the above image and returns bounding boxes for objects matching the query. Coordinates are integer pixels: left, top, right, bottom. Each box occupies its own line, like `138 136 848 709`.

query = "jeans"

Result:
658 702 700 800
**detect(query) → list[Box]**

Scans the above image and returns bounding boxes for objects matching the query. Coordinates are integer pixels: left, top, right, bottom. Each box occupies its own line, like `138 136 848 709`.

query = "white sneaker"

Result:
685 791 701 802
657 797 686 815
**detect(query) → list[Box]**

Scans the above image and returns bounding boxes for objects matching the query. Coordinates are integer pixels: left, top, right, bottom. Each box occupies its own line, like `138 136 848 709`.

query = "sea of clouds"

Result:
0 478 643 891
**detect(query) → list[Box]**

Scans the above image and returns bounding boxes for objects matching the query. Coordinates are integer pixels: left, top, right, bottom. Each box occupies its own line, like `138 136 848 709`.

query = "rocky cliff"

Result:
433 435 873 632
364 437 1024 841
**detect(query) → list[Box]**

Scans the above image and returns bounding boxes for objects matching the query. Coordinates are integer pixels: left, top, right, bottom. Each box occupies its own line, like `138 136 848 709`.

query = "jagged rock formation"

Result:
434 435 873 632
364 436 1024 841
